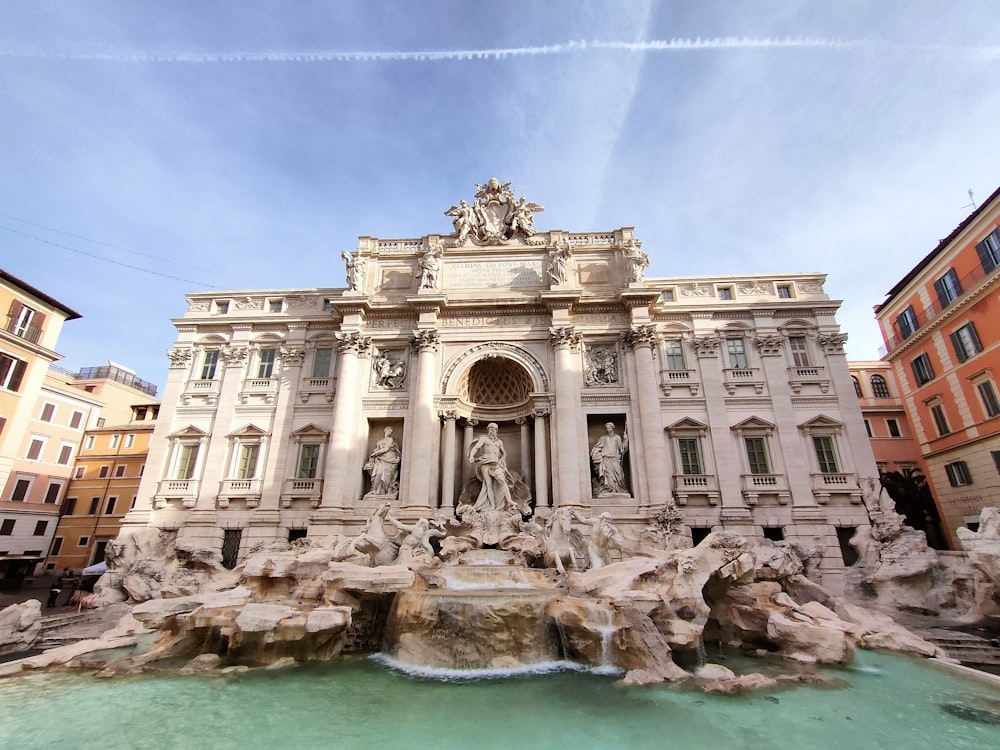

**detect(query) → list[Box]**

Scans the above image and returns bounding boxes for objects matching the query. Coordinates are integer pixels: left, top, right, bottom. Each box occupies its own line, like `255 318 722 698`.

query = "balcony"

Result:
881 261 999 356
4 316 43 344
786 365 830 394
218 478 262 508
810 472 861 504
281 477 324 508
299 376 336 404
182 378 220 406
660 369 700 396
740 473 789 505
239 377 278 405
671 474 719 505
154 479 200 509
723 367 764 395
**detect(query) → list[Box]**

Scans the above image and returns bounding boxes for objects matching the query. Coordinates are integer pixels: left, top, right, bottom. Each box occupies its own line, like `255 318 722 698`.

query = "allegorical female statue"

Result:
365 426 401 496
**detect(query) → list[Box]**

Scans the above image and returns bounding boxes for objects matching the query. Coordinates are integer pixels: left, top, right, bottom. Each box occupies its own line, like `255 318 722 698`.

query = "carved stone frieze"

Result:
187 300 210 312
234 296 264 311
335 331 372 355
284 295 319 309
549 326 582 349
738 281 773 296
412 329 441 353
167 348 193 368
691 335 722 357
678 283 712 297
754 335 786 356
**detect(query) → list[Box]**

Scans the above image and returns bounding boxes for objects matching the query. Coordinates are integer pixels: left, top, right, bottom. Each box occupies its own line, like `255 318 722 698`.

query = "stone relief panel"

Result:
371 349 408 390
583 344 620 387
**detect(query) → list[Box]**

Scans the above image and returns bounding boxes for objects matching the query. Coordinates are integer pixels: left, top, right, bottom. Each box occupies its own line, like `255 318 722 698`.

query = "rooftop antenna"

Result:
962 189 977 211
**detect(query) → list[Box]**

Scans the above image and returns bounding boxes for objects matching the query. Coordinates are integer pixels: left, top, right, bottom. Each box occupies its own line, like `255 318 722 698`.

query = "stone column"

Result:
403 329 439 511
517 416 532 485
623 325 672 506
550 327 584 505
462 418 478 488
533 408 550 508
440 411 458 510
323 331 370 508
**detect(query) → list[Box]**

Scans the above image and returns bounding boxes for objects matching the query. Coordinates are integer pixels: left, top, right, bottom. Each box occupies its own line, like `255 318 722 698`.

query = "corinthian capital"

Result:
335 331 372 355
549 326 581 349
818 333 848 354
412 329 440 352
622 324 658 349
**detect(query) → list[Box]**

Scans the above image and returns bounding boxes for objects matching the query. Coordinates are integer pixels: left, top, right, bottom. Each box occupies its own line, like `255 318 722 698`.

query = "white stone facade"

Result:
124 185 876 592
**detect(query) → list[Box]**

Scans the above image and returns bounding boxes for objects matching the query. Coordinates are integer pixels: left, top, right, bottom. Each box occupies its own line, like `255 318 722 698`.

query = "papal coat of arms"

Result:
445 178 544 245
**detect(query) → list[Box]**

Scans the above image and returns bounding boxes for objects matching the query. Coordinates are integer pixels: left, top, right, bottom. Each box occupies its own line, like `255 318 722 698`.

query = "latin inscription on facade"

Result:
447 260 545 289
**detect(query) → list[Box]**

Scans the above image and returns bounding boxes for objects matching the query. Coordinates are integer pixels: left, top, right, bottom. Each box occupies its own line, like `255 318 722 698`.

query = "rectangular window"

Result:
677 438 702 475
0 519 14 535
992 450 1000 474
886 418 901 437
0 416 5 436
945 461 972 487
269 299 283 313
978 381 1000 418
236 444 260 480
788 335 811 367
930 404 951 436
78 536 89 546
718 287 733 301
813 436 839 473
744 437 770 474
312 348 333 378
663 340 685 371
934 268 963 309
50 537 63 555
44 482 61 504
777 285 792 299
33 520 47 536
257 349 276 379
98 466 110 478
11 479 30 502
727 338 748 369
105 497 117 515
61 497 77 516
298 444 320 479
0 353 28 392
134 406 147 421
322 298 334 312
88 497 100 515
863 419 873 437
661 289 675 302
11 303 36 337
26 438 44 460
40 403 55 422
176 445 199 479
950 323 983 363
221 529 242 570
108 434 120 450
896 305 919 340
911 353 935 386
114 465 127 477
214 300 229 314
976 227 1000 274
74 466 85 479
85 435 95 450
200 350 220 380
57 444 73 465
70 411 84 429
125 434 136 448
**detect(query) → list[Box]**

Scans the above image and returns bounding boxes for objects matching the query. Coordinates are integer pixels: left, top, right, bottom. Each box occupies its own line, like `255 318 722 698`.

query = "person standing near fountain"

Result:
365 426 401 497
590 422 629 496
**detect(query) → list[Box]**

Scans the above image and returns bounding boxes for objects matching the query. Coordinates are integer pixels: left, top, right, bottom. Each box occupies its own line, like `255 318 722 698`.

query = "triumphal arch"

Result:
125 179 876 590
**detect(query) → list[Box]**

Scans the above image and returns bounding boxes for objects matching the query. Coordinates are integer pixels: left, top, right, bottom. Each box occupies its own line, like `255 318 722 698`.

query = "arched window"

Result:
851 376 862 398
870 374 890 398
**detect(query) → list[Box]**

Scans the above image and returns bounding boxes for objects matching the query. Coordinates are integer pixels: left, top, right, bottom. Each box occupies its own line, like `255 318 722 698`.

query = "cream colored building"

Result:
124 181 876 592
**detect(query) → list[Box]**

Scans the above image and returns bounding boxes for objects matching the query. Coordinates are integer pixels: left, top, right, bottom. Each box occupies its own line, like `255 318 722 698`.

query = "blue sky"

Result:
2 1 999 391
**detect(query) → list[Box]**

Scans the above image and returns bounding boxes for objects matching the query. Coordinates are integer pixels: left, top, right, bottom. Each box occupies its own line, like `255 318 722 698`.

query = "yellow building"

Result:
49 402 159 573
0 269 81 588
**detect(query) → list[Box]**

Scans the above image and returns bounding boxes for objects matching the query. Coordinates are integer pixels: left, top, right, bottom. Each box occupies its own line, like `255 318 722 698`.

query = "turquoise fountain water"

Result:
1 650 999 750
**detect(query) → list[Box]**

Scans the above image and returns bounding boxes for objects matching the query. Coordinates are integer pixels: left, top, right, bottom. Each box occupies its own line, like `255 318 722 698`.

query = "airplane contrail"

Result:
2 37 997 63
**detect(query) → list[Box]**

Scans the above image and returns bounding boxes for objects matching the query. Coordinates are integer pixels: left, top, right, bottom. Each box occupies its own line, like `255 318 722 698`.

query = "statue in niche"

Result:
462 422 532 545
621 239 649 283
547 242 570 285
590 422 629 496
584 346 619 386
341 250 365 291
574 511 624 570
372 352 407 389
364 427 401 497
416 242 442 290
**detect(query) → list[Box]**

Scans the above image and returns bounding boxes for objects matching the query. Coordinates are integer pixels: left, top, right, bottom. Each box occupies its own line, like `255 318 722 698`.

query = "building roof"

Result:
879 184 1000 308
1 268 83 320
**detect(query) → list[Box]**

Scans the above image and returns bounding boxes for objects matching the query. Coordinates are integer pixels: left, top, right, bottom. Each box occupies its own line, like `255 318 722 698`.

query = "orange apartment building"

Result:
0 269 82 588
875 185 1000 548
48 401 159 573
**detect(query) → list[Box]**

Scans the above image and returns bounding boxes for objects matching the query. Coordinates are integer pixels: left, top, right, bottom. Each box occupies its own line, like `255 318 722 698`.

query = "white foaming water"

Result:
371 652 605 680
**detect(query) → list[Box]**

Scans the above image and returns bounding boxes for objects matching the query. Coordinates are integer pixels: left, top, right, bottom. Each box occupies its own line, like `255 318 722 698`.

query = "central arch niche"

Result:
460 357 533 407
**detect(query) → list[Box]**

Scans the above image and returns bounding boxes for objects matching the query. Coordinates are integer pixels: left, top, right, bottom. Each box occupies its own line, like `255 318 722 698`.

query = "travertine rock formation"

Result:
0 600 41 656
